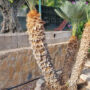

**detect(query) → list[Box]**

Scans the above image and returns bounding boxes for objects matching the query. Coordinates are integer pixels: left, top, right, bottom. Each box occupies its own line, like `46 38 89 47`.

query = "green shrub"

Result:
88 49 90 52
76 21 86 40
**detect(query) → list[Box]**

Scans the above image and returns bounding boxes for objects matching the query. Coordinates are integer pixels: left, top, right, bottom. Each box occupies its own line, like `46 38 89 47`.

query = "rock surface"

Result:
80 59 90 90
0 42 67 89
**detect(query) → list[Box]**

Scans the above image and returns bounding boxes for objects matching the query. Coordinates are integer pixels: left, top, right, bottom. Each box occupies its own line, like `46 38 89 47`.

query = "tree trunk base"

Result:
0 29 9 33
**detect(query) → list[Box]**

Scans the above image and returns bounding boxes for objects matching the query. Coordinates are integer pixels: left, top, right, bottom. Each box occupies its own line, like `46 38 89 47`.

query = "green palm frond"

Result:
85 3 90 21
44 0 54 7
25 0 36 10
55 8 70 21
47 1 54 6
8 0 13 3
55 1 87 23
55 1 87 36
43 0 63 7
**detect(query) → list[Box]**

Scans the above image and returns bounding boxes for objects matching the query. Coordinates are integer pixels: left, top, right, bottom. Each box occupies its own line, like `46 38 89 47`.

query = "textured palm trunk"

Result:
0 0 10 33
1 7 22 33
0 8 10 33
26 10 61 89
0 0 24 33
60 36 78 85
68 22 90 90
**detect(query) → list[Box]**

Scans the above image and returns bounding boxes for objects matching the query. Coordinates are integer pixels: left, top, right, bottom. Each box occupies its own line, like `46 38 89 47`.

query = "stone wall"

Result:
0 31 71 51
0 42 68 89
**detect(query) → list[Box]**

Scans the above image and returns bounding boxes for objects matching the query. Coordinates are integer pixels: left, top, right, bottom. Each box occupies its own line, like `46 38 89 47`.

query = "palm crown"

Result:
55 1 87 36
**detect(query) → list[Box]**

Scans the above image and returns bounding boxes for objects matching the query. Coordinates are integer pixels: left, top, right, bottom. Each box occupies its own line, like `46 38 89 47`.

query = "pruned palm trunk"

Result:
26 10 60 89
54 1 86 85
68 22 90 90
60 36 78 85
60 23 79 85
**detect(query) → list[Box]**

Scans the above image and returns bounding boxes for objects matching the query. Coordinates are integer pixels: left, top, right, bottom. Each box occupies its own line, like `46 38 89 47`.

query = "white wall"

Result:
0 31 71 51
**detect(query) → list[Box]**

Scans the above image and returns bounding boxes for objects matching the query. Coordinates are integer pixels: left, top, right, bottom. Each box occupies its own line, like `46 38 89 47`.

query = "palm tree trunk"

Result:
0 0 10 33
26 10 61 89
0 0 24 33
68 22 90 90
60 36 78 85
9 7 22 33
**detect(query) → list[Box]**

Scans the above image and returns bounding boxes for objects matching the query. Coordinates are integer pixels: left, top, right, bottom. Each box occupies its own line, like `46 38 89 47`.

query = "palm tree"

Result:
25 0 61 89
68 2 90 90
55 1 87 85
